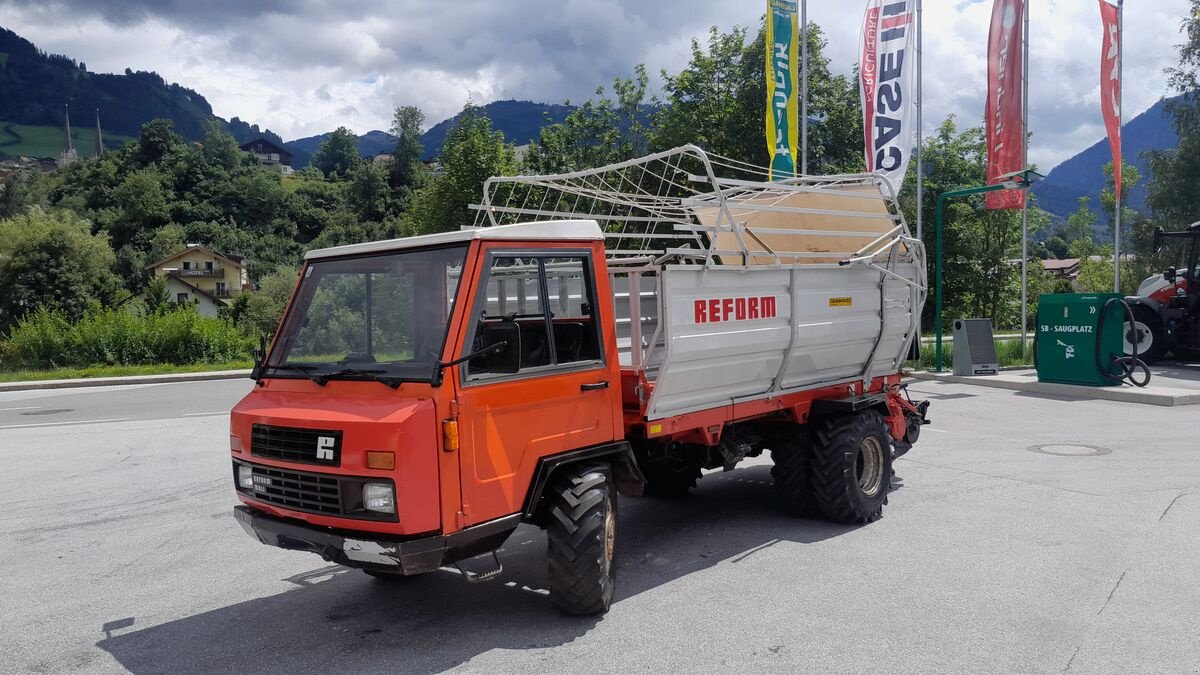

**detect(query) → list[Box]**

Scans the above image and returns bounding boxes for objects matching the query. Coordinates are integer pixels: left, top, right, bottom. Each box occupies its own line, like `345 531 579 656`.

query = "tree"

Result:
1061 196 1098 250
0 208 121 331
241 268 299 337
1147 0 1200 222
904 116 1046 328
406 104 517 234
1043 236 1069 260
142 276 172 314
134 118 184 166
389 105 425 191
311 127 362 178
201 120 247 171
650 22 861 174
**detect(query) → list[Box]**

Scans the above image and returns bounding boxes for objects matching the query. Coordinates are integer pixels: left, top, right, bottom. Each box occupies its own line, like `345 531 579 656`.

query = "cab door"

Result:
452 247 619 526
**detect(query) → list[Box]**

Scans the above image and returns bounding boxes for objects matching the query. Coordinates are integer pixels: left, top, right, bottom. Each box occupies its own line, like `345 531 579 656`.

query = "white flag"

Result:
860 0 918 194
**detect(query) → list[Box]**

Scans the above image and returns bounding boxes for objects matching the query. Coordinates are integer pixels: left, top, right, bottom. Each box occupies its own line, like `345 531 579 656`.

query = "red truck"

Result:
231 147 929 615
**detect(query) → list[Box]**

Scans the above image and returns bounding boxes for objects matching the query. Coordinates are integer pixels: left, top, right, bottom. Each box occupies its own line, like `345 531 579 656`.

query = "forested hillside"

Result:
0 27 283 154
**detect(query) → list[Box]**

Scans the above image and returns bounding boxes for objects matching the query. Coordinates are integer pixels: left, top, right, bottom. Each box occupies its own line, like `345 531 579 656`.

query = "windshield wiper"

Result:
311 367 388 387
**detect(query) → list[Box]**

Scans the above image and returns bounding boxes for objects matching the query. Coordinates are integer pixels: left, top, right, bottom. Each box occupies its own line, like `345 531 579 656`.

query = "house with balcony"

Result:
239 137 294 174
146 245 250 317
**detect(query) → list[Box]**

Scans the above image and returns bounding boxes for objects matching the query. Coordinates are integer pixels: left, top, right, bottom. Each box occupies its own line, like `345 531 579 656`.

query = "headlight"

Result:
362 483 395 514
237 464 254 489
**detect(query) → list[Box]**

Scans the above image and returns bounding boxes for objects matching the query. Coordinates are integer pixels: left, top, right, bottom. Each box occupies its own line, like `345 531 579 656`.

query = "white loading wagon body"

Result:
472 145 927 421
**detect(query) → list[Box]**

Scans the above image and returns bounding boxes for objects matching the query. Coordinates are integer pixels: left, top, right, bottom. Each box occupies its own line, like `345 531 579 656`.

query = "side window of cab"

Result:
462 252 603 381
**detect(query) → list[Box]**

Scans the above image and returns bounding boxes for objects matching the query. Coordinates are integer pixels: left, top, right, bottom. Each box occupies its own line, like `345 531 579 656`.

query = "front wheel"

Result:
545 462 617 615
810 410 893 524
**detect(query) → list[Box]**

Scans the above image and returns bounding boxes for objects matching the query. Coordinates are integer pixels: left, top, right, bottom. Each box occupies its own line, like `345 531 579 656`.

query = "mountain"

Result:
418 100 574 160
0 27 282 156
284 129 400 170
1031 97 1179 225
283 101 576 168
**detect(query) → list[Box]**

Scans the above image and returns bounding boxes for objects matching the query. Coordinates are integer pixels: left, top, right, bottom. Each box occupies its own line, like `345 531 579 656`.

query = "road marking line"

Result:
0 417 130 430
924 428 947 433
0 406 40 411
183 411 229 417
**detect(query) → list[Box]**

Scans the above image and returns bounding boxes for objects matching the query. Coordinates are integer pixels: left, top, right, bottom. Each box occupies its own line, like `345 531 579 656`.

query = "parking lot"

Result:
1 376 1197 673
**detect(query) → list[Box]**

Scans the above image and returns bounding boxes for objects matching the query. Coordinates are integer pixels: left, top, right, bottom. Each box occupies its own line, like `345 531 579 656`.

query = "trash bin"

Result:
952 318 998 376
1035 293 1124 386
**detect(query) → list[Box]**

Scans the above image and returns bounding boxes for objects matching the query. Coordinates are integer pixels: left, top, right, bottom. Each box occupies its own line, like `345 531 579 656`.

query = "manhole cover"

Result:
21 408 73 416
1028 444 1111 457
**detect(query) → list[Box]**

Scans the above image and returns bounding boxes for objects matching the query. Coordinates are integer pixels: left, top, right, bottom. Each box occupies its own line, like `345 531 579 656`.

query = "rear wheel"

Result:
810 411 893 524
545 462 617 615
1126 305 1166 363
770 429 818 517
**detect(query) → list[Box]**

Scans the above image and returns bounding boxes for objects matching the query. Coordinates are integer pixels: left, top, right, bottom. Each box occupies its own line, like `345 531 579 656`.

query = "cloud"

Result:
0 0 1189 170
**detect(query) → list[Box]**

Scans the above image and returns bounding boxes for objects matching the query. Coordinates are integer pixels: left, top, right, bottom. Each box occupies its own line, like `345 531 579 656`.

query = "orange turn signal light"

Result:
366 451 395 471
442 419 460 452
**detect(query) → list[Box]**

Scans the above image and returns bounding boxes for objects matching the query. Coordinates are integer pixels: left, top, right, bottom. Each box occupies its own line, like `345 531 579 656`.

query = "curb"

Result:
907 370 1200 407
0 370 252 393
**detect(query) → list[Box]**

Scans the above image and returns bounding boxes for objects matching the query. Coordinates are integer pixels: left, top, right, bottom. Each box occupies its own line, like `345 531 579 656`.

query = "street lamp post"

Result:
934 170 1042 372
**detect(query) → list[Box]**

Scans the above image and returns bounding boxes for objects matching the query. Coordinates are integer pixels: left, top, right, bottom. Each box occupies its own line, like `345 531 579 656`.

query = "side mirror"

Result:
250 334 267 381
476 323 521 375
1164 266 1177 284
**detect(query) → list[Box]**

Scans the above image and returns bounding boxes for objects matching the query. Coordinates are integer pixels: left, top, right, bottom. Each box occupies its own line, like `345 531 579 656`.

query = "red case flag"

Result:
1099 0 1122 200
985 0 1026 210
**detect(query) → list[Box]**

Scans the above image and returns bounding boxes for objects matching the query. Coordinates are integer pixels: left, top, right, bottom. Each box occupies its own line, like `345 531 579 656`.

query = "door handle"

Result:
580 381 610 391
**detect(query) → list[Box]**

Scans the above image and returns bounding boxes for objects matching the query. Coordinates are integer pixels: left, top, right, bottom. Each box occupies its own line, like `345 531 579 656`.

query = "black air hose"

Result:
1096 298 1151 388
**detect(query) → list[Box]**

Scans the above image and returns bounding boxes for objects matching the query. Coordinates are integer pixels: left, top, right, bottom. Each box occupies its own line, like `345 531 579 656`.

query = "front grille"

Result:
248 465 341 515
251 424 342 466
233 461 397 522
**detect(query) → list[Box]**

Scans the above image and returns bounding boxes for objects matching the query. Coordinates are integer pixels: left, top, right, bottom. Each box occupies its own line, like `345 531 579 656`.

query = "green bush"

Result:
914 338 1033 371
1 306 253 370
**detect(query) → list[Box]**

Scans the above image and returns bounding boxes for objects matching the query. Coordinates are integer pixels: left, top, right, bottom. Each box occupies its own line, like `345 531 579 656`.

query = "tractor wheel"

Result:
545 462 617 615
642 457 702 498
770 430 818 517
810 410 893 524
1126 305 1166 364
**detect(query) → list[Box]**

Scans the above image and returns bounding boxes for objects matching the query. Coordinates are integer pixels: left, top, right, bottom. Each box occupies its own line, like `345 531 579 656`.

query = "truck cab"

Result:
233 221 627 593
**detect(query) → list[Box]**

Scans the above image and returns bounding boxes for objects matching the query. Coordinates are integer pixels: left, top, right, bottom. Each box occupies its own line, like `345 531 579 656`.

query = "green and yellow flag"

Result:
766 0 800 179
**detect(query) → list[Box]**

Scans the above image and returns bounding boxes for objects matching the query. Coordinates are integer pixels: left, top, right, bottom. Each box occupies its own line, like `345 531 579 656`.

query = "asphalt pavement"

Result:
1 378 1197 673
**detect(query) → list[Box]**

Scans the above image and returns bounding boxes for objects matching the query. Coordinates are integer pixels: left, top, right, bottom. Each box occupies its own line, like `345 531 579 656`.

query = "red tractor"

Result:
1124 222 1200 363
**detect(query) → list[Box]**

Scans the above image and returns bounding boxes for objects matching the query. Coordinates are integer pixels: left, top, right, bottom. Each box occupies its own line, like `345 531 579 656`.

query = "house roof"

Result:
305 220 604 261
1041 258 1081 271
239 137 293 161
165 276 226 305
145 244 249 271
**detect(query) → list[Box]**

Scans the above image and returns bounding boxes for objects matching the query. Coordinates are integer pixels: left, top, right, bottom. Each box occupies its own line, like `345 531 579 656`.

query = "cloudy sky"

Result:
0 0 1189 170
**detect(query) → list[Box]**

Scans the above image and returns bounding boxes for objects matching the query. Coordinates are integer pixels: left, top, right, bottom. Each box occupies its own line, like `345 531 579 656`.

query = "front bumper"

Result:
233 505 519 575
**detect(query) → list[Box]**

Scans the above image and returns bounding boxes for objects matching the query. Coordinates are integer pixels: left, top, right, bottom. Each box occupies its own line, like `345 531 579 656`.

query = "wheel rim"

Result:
603 500 615 572
1124 320 1153 355
856 436 884 497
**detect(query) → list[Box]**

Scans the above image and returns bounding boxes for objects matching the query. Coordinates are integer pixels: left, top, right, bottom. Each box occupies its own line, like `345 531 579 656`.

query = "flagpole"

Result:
801 0 808 175
1113 0 1123 292
1020 0 1030 356
915 0 923 243
915 0 924 351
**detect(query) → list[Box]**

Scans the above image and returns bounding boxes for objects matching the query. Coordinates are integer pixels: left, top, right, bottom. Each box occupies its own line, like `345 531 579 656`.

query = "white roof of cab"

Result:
305 219 604 260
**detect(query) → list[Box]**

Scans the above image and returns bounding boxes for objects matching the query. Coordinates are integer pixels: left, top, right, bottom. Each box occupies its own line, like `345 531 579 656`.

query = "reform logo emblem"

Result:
316 436 336 461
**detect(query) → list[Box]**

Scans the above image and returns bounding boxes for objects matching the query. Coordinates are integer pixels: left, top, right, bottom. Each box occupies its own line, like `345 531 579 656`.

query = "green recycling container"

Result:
1035 293 1124 386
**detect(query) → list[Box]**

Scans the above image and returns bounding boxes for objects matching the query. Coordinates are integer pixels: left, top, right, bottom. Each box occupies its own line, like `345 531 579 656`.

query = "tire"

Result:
810 410 893 524
545 462 617 615
770 430 818 517
642 457 701 498
1126 305 1166 364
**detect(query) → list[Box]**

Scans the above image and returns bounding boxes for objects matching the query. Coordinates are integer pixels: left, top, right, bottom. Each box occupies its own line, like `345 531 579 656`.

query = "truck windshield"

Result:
266 244 468 383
